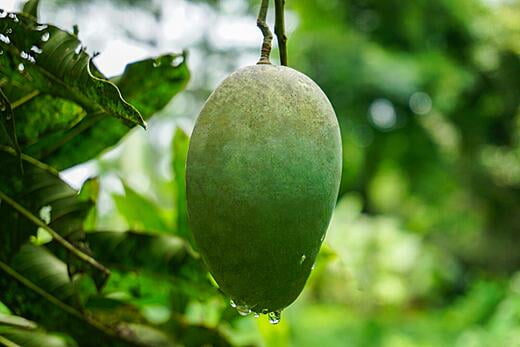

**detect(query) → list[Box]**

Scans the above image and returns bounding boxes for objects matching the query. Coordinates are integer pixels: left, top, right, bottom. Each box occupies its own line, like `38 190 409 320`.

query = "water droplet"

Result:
152 60 161 68
236 304 251 316
8 13 18 22
229 299 237 308
6 28 12 34
268 311 281 325
0 34 11 44
254 313 260 318
30 46 43 54
300 254 306 264
311 264 316 271
171 55 184 67
41 32 50 42
17 63 25 72
36 24 48 31
0 50 3 55
39 205 52 224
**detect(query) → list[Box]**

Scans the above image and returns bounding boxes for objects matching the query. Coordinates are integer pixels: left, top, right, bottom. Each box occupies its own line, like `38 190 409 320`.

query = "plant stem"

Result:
0 190 109 276
257 0 273 65
11 90 40 109
274 0 288 66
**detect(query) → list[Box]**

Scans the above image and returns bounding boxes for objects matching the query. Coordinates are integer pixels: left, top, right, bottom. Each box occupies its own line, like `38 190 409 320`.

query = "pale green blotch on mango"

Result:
186 64 342 314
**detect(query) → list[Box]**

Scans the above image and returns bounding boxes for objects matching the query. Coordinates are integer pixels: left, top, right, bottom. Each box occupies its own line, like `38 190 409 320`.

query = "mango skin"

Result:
186 64 342 312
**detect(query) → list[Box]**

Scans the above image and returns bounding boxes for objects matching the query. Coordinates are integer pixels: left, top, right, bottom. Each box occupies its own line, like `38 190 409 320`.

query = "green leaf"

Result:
113 52 190 118
21 0 40 19
0 147 109 288
0 313 37 330
0 326 77 347
0 11 144 135
86 230 194 276
172 127 193 245
0 89 21 163
112 184 171 233
0 147 92 260
33 53 190 170
0 258 140 346
10 245 81 307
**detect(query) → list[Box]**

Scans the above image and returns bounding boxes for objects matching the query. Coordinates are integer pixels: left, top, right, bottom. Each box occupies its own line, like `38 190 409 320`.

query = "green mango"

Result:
186 64 342 317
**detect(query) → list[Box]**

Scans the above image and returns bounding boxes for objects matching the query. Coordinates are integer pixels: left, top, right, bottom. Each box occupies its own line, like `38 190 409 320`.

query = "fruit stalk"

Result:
257 0 273 64
274 0 288 66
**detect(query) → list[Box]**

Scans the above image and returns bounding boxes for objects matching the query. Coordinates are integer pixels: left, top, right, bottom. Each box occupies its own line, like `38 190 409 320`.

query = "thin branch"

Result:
0 190 110 276
11 90 40 109
257 0 273 65
274 0 288 66
0 260 125 341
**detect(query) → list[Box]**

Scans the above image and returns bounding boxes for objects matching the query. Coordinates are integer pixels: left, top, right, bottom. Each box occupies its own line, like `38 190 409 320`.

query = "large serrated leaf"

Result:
0 10 144 133
113 52 190 118
29 53 190 170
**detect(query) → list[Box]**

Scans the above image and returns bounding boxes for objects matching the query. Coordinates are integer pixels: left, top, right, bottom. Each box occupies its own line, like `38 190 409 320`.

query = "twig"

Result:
11 90 40 109
274 0 288 66
0 190 110 276
257 0 273 65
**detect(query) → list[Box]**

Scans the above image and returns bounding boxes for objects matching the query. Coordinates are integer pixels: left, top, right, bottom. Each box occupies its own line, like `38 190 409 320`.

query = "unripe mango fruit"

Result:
186 64 342 315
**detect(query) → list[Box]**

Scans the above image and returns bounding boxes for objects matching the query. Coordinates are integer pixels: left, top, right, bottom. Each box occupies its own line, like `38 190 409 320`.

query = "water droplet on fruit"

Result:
268 311 281 325
17 63 24 72
229 299 237 308
300 254 306 264
41 32 50 42
236 304 251 316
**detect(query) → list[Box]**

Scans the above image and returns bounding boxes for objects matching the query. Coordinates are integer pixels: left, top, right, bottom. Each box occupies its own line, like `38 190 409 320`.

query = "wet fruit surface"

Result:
186 64 342 315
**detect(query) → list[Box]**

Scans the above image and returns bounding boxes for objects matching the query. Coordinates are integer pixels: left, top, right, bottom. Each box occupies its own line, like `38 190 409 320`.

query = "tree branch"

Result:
0 190 110 276
274 0 288 66
257 0 273 65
